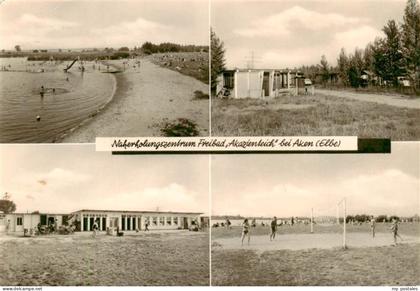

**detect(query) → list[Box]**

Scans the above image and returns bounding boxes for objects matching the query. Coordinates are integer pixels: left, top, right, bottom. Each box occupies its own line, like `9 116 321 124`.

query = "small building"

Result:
216 69 306 98
0 212 67 233
0 209 203 234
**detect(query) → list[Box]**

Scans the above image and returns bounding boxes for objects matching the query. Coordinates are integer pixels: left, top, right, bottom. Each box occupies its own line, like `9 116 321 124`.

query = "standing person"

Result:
270 216 278 241
6 219 10 234
251 218 256 228
391 219 403 245
241 218 251 246
370 216 376 238
92 219 99 237
226 218 232 229
145 219 150 231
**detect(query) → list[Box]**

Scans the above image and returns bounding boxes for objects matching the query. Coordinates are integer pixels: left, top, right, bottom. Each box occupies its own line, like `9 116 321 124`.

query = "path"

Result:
62 59 209 142
316 89 420 109
213 233 420 251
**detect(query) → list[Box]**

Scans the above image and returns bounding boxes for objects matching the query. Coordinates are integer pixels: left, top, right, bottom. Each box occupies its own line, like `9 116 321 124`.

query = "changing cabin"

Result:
217 69 305 98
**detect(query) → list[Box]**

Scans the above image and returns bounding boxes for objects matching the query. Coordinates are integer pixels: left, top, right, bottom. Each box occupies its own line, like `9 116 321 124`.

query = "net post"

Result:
310 208 314 233
343 198 347 249
336 205 340 224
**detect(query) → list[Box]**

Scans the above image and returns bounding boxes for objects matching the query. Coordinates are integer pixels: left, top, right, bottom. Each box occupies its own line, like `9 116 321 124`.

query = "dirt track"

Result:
63 59 209 142
316 89 420 109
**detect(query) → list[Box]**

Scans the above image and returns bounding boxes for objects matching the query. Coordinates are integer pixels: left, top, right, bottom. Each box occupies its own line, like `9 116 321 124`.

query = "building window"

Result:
152 217 157 226
167 217 172 225
173 217 178 225
17 217 23 226
159 217 164 225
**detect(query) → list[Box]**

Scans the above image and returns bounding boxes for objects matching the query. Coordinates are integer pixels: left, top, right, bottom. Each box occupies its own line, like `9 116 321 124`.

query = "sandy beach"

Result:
62 59 209 142
0 231 209 286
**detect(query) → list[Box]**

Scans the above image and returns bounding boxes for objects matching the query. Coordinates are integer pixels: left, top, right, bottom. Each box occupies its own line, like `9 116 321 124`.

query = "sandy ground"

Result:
0 231 209 286
211 224 420 285
213 233 420 252
63 59 209 142
316 89 420 109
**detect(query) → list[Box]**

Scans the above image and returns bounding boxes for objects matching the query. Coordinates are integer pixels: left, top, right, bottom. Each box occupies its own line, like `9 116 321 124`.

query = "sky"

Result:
212 0 407 68
212 143 420 218
0 145 209 214
0 0 209 50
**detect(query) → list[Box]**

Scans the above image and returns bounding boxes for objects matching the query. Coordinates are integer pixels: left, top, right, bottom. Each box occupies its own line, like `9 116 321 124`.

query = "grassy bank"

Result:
0 231 209 286
147 52 209 84
211 94 420 140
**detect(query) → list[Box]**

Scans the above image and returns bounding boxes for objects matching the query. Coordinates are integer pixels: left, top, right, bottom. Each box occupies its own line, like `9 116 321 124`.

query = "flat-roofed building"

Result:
217 69 306 98
71 209 202 232
0 209 203 234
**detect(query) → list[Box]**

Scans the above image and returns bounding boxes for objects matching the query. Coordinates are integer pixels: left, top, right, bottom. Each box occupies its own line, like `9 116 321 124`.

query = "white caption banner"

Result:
96 136 358 152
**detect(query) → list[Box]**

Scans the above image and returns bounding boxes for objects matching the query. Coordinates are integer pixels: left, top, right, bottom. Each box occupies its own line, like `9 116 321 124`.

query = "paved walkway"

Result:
316 89 420 109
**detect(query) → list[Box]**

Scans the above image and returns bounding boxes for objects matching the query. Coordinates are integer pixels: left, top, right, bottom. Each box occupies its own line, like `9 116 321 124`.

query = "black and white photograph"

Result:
0 145 210 286
211 143 420 286
211 0 420 140
0 0 420 289
0 0 209 143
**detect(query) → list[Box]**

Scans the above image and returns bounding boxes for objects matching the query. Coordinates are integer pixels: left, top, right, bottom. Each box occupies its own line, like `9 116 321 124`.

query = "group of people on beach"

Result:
1 64 11 71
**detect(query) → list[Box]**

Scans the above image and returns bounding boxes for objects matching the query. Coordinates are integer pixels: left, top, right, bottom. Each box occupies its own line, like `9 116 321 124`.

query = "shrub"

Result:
161 118 199 136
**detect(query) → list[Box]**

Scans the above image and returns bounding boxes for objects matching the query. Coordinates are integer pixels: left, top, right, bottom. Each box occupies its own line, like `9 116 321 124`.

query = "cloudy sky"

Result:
0 145 209 214
0 0 208 50
212 0 407 68
212 143 419 218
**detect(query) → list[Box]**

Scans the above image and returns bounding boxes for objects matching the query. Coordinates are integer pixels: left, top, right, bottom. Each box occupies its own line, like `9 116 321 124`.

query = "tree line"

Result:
308 0 419 91
140 42 208 55
344 214 418 223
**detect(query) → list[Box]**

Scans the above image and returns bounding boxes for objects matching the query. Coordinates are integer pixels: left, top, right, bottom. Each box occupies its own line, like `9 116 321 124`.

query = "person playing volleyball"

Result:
270 216 277 241
391 218 403 245
370 216 376 238
241 218 251 246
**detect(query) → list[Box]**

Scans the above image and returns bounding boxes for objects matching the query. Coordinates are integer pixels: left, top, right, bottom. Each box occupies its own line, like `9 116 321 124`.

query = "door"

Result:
16 216 24 232
0 215 5 233
262 72 270 97
102 217 106 231
183 217 189 229
40 214 47 226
